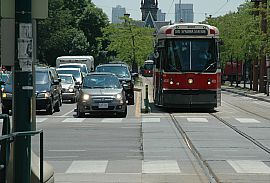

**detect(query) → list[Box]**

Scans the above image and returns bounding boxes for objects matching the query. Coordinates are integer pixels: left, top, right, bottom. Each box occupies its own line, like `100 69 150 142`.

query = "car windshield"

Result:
57 70 81 80
164 39 217 72
36 71 50 84
83 75 121 89
0 74 9 82
59 64 88 73
59 75 74 84
96 66 130 78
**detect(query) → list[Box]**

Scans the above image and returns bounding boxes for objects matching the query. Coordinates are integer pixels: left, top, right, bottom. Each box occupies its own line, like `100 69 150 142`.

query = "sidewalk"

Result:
222 83 270 103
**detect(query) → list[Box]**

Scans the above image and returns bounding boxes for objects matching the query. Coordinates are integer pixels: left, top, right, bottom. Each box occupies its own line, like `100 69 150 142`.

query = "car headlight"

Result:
2 92 12 98
68 88 74 92
115 93 122 100
82 94 90 101
37 92 51 98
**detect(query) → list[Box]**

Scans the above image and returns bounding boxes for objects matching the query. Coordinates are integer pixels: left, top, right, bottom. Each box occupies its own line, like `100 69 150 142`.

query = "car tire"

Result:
2 107 9 115
118 107 127 118
71 97 76 103
54 101 60 112
46 101 54 115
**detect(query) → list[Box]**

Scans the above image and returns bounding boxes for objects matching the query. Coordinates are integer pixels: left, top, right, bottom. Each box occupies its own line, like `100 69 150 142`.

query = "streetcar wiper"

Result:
200 62 217 73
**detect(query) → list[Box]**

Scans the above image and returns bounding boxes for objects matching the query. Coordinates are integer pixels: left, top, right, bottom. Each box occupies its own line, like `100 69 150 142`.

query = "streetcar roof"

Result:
157 23 219 39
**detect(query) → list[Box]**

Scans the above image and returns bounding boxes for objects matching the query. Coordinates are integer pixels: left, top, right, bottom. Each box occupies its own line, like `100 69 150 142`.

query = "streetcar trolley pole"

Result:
144 84 149 113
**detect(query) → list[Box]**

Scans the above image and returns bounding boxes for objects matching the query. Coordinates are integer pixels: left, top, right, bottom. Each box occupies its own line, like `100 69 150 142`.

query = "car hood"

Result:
62 83 74 89
81 88 122 96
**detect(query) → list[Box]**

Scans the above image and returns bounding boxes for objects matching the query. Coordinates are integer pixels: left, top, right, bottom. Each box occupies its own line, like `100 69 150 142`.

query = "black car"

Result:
95 63 135 105
1 68 62 115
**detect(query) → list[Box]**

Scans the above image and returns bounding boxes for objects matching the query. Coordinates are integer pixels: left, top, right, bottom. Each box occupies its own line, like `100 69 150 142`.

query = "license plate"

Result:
98 103 108 108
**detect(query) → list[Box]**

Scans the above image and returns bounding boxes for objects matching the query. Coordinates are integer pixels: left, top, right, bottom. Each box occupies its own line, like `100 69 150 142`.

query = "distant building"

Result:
157 9 166 21
175 3 194 23
112 5 126 24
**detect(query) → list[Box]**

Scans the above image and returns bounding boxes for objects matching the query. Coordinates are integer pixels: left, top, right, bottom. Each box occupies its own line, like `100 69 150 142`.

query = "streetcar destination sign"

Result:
174 29 208 35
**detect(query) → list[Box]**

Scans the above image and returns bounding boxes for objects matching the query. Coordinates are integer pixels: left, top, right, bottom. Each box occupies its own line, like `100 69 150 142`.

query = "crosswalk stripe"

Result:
101 118 123 123
62 118 85 123
142 118 160 123
187 118 208 122
227 160 270 173
36 118 48 123
142 160 181 173
235 118 260 123
66 160 108 174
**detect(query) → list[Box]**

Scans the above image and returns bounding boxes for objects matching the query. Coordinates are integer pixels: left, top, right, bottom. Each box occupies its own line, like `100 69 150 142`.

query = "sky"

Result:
92 0 247 23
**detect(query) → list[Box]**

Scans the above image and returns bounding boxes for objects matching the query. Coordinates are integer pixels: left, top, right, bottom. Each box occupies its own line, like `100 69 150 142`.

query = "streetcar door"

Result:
155 41 165 105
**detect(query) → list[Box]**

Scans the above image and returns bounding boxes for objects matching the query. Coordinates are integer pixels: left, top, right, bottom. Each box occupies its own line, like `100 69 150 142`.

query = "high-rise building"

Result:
175 3 194 23
140 0 158 21
157 9 166 21
112 5 126 24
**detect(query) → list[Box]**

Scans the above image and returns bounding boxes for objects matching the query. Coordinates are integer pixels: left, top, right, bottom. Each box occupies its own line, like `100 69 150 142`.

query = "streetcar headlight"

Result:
188 78 193 84
169 80 174 85
207 79 212 85
82 94 90 101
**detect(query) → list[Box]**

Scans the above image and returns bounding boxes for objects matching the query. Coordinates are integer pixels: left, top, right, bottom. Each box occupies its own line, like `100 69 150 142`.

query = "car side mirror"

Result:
74 85 80 89
53 80 59 85
58 78 62 82
75 81 81 85
131 73 138 78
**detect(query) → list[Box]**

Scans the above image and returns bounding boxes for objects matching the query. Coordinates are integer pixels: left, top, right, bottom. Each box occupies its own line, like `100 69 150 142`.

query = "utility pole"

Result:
13 0 33 182
259 0 267 93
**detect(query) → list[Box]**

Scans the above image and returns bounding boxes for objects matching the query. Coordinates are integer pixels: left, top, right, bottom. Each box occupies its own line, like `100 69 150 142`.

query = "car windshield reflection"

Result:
83 75 121 89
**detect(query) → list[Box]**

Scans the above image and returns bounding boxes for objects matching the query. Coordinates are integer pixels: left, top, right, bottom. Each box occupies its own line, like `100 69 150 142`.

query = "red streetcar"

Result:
142 60 154 77
153 23 222 109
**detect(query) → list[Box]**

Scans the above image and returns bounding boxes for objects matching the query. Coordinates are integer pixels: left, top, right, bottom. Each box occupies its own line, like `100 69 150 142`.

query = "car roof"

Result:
96 63 129 68
56 68 81 71
59 63 86 66
85 72 116 76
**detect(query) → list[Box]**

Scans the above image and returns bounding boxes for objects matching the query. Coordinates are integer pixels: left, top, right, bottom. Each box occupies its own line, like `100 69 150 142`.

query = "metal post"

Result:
230 55 233 86
266 56 270 96
236 58 239 87
145 84 149 113
13 1 33 183
243 57 246 89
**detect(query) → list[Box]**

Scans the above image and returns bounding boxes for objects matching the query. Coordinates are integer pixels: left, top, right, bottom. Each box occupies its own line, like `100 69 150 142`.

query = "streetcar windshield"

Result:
165 39 217 72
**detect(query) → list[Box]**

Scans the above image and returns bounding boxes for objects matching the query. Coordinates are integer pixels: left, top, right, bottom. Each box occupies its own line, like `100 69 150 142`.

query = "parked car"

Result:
1 67 62 115
58 74 79 103
56 68 83 85
95 63 135 105
76 72 127 117
58 63 89 76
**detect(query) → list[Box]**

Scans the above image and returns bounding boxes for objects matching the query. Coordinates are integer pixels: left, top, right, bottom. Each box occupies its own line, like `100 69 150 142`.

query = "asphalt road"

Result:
2 79 270 182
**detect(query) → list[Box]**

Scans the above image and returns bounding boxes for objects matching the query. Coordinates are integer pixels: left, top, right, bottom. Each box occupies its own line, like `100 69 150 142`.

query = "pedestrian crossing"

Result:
35 116 264 124
48 159 270 174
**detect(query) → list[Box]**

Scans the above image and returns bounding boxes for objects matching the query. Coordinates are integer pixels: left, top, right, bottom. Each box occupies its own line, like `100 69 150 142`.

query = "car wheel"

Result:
77 105 85 118
118 107 127 118
46 101 53 115
2 107 9 115
54 101 60 112
71 97 76 103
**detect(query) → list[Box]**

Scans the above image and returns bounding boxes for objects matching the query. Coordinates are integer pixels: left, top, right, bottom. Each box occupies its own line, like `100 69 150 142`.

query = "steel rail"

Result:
169 113 219 183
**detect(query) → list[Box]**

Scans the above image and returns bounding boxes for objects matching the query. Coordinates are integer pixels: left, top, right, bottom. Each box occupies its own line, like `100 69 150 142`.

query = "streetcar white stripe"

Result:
142 160 181 173
66 160 108 174
227 160 270 173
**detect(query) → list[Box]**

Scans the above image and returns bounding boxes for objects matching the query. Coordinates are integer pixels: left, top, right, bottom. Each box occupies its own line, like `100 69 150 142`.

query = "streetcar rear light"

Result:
165 29 172 34
210 29 215 34
188 78 193 84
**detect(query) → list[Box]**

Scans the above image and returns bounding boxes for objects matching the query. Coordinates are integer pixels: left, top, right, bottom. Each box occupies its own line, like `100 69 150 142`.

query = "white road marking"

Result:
142 160 181 173
36 118 48 123
235 118 260 123
227 160 270 173
187 118 208 122
101 118 123 123
60 109 76 117
48 150 86 152
62 118 85 123
174 116 209 118
142 118 160 123
66 160 108 174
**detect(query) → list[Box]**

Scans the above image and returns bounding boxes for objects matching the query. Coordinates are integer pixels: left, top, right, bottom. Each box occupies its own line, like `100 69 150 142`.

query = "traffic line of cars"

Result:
0 62 136 118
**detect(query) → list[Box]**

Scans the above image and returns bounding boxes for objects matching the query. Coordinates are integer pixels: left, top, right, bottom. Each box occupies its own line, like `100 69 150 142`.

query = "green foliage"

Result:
37 0 108 66
102 18 155 67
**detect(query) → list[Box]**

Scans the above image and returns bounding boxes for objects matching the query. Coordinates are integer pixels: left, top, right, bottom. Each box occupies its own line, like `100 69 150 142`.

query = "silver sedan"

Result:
76 73 127 117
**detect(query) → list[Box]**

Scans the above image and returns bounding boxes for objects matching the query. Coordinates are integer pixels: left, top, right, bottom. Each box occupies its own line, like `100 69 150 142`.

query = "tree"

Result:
102 18 154 68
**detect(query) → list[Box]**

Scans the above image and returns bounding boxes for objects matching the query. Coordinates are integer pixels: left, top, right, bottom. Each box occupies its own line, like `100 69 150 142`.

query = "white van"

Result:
56 56 94 72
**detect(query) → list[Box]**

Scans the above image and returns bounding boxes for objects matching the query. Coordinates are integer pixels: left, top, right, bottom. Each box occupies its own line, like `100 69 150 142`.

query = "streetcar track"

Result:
169 113 219 183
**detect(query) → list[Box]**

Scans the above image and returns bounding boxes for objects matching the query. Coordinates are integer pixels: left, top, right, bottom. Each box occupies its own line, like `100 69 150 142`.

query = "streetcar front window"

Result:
165 39 217 72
